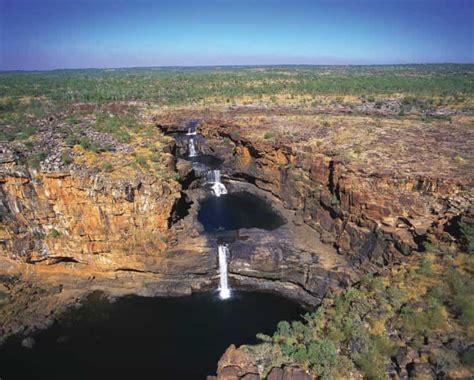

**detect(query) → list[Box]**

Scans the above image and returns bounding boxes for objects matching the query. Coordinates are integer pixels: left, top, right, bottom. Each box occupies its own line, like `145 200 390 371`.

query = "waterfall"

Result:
188 137 197 157
187 120 198 135
186 125 197 136
207 170 227 197
218 244 231 299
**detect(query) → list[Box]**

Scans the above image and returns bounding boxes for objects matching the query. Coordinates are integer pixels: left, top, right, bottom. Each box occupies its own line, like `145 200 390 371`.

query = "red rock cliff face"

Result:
203 124 472 266
0 165 180 272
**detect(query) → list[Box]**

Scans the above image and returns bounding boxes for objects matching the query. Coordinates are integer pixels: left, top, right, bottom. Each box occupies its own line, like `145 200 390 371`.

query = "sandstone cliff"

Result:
0 157 180 271
196 119 472 269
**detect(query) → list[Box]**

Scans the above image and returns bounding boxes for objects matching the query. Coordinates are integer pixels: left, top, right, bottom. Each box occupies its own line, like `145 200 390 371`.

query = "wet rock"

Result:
21 336 35 349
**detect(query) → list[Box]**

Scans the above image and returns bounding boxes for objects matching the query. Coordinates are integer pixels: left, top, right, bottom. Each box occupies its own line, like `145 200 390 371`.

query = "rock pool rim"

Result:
197 191 286 232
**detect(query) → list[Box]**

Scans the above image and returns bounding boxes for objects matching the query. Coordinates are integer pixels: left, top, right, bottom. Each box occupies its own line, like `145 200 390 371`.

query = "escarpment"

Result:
0 159 180 271
1 112 473 379
1 115 472 294
197 122 472 269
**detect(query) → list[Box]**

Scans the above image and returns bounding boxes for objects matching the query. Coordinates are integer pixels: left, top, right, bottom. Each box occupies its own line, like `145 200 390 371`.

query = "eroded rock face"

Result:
0 163 181 271
199 123 472 267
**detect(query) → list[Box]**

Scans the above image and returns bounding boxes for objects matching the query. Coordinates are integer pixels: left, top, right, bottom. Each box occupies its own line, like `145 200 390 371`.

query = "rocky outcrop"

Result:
198 123 472 267
0 152 181 271
209 345 313 380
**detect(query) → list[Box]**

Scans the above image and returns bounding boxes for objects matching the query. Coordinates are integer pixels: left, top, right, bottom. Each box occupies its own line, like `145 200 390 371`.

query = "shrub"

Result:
423 240 439 253
462 349 474 366
457 297 474 328
61 152 73 165
445 268 474 329
79 137 112 152
307 339 338 375
0 130 15 141
400 303 447 336
354 350 387 380
264 132 274 139
27 151 48 169
458 220 474 254
430 348 460 372
68 115 79 125
101 161 113 172
293 346 309 365
49 229 61 238
15 126 38 140
65 134 80 146
150 151 161 162
115 129 131 143
418 257 433 275
276 321 292 337
135 155 148 168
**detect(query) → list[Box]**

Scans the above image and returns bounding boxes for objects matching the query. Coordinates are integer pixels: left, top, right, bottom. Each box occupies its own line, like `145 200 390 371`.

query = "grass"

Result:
93 113 133 143
79 136 113 153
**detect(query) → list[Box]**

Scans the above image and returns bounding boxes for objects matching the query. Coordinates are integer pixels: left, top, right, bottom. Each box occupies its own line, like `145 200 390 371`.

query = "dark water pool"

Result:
0 291 303 380
198 191 285 232
186 154 223 169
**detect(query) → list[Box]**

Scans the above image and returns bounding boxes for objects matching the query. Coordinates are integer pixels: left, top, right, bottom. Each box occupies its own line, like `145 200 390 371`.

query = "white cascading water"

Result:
218 244 231 299
207 170 227 197
186 126 197 136
188 137 197 157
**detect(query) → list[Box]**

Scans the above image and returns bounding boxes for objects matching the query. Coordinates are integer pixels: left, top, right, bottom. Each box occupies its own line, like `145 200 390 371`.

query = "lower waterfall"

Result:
218 244 231 300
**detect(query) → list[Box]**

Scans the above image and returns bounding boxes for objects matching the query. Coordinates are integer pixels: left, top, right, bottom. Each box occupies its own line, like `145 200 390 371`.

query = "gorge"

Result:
0 80 473 379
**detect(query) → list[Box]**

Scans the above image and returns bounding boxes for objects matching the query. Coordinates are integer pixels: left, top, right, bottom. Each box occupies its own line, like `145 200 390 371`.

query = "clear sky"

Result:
0 0 473 70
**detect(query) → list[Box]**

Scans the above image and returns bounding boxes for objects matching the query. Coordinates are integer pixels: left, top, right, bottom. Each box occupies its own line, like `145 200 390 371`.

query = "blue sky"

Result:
0 0 473 70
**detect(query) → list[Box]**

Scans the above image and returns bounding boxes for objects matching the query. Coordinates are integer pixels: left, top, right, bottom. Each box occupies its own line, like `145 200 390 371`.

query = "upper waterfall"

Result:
188 138 197 157
207 170 227 197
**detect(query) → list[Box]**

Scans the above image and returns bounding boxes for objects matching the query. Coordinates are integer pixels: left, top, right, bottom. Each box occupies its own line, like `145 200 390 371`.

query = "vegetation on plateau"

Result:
251 236 473 379
1 64 473 107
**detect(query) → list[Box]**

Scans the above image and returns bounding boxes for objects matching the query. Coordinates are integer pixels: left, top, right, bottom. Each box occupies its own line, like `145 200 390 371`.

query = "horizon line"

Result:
1 62 473 74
